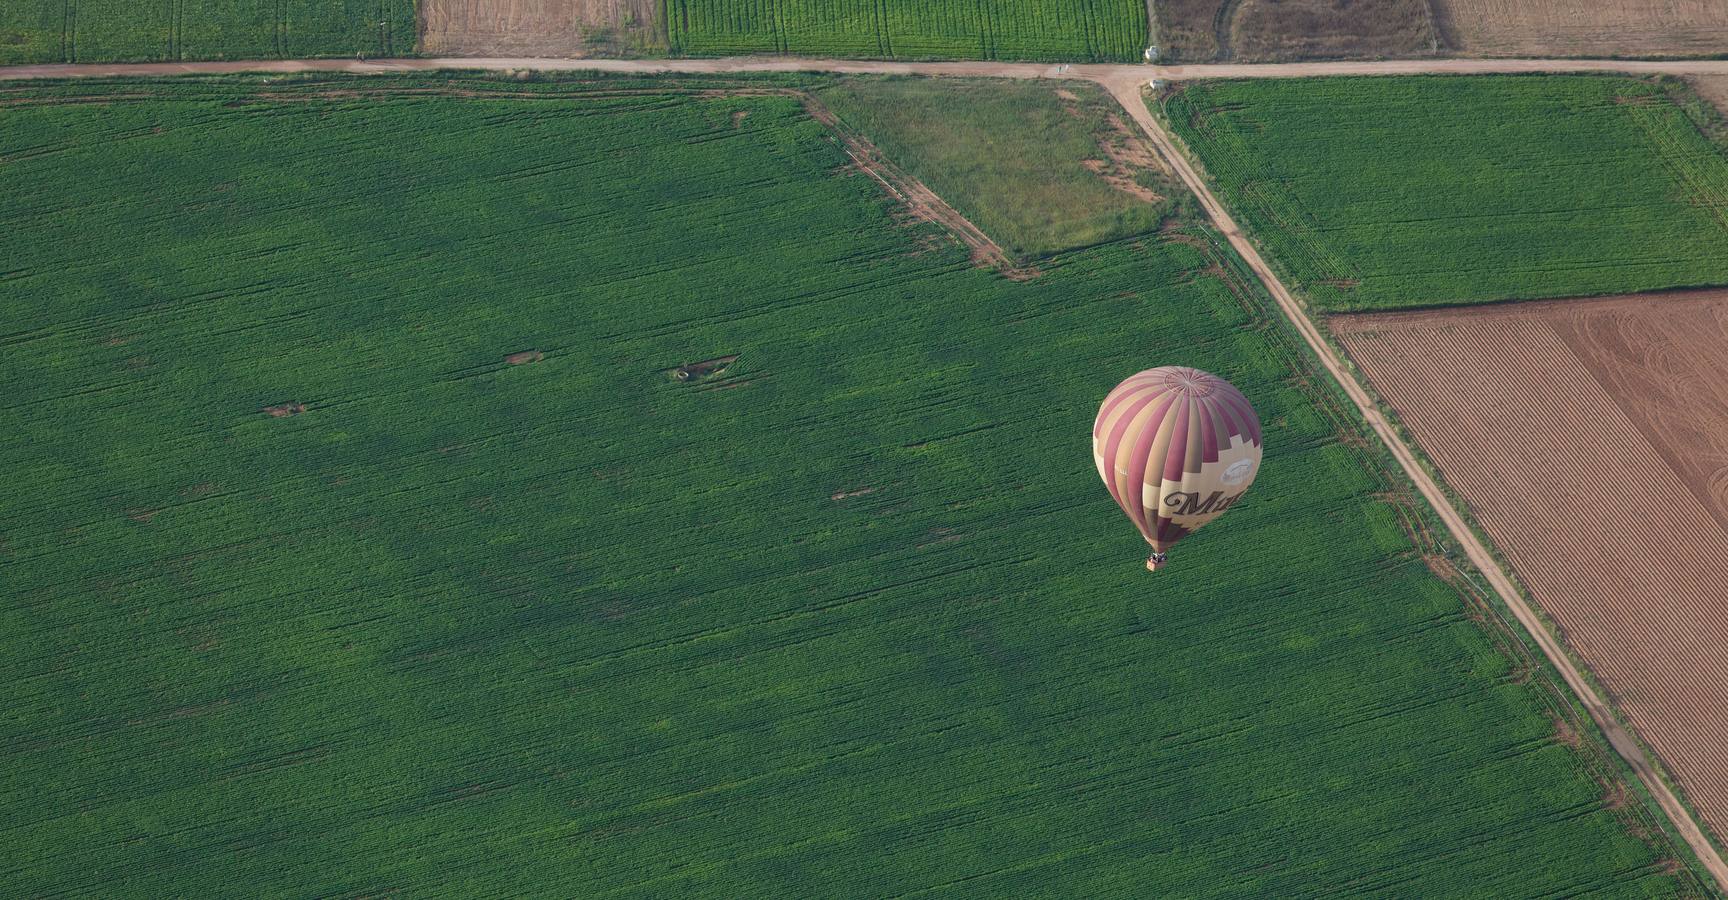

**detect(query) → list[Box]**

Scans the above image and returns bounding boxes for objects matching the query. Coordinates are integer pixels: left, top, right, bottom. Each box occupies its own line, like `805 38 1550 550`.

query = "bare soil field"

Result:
1334 289 1728 845
1432 0 1728 58
1154 0 1437 63
420 0 660 56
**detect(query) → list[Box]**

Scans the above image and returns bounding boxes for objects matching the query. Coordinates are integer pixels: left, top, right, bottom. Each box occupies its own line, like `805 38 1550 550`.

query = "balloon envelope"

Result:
1093 367 1262 567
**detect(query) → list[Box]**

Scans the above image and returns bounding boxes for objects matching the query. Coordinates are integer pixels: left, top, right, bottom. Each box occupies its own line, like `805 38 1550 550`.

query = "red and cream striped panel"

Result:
1093 367 1263 553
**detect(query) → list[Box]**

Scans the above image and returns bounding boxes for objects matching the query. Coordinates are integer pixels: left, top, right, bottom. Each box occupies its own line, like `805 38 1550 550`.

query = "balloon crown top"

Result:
1156 366 1220 397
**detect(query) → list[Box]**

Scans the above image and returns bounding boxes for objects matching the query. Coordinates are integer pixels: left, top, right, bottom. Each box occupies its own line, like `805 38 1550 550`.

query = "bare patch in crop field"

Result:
669 355 738 382
1553 715 1584 751
1335 287 1728 843
421 0 661 56
1603 777 1632 812
1430 0 1728 56
830 487 875 501
1054 85 1166 204
264 402 308 417
1096 118 1164 202
505 350 544 365
1082 157 1160 203
1153 0 1437 62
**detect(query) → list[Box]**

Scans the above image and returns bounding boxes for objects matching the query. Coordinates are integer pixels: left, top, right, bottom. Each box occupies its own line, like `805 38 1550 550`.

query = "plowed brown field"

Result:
1432 0 1728 57
1334 289 1728 844
420 0 659 56
1153 0 1437 63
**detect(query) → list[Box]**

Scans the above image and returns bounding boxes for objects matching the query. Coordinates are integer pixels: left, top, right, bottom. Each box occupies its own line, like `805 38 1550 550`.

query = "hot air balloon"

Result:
1093 366 1262 571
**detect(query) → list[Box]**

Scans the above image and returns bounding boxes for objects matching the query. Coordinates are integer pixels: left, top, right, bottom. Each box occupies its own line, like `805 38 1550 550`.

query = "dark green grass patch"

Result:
1166 75 1728 310
0 77 1701 896
818 77 1171 257
0 0 414 65
664 0 1145 61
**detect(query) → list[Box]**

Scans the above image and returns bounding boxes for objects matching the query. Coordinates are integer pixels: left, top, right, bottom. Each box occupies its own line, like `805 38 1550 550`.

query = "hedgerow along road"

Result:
7 50 1728 890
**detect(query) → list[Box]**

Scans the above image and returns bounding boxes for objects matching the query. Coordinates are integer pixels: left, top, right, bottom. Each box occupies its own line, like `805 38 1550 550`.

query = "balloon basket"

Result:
1146 553 1168 572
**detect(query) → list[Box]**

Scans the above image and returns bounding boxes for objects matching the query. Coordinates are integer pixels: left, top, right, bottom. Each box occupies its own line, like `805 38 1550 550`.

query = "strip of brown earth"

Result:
1332 288 1728 851
1433 0 1728 58
1155 0 1439 63
13 57 1728 83
420 0 660 57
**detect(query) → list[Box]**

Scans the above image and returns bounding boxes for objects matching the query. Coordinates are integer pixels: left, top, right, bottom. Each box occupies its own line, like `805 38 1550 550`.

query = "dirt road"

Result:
8 55 1728 82
5 48 1726 887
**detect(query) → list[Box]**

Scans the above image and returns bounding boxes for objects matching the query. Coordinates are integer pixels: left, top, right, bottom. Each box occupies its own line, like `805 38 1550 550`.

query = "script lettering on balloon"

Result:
1164 490 1245 517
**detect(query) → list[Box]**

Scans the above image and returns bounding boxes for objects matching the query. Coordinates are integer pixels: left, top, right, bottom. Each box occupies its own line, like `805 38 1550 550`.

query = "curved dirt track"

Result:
5 49 1727 888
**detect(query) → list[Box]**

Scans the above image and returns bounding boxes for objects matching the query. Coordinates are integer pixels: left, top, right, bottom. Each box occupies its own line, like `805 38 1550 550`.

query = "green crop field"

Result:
0 75 1704 896
0 0 413 65
1165 75 1728 310
818 77 1171 257
664 0 1145 60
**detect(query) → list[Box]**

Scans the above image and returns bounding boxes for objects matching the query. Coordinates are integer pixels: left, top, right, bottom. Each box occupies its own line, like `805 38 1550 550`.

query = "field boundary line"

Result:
1099 76 1728 891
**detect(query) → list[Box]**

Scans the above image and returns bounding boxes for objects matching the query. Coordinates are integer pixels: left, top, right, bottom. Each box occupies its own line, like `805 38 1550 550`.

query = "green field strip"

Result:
1165 75 1728 311
665 0 1145 61
0 0 411 63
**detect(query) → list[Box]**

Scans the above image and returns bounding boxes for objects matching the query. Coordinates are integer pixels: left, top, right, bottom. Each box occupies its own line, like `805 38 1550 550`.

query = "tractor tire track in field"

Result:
1211 0 1241 60
61 0 74 63
4 48 1728 891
